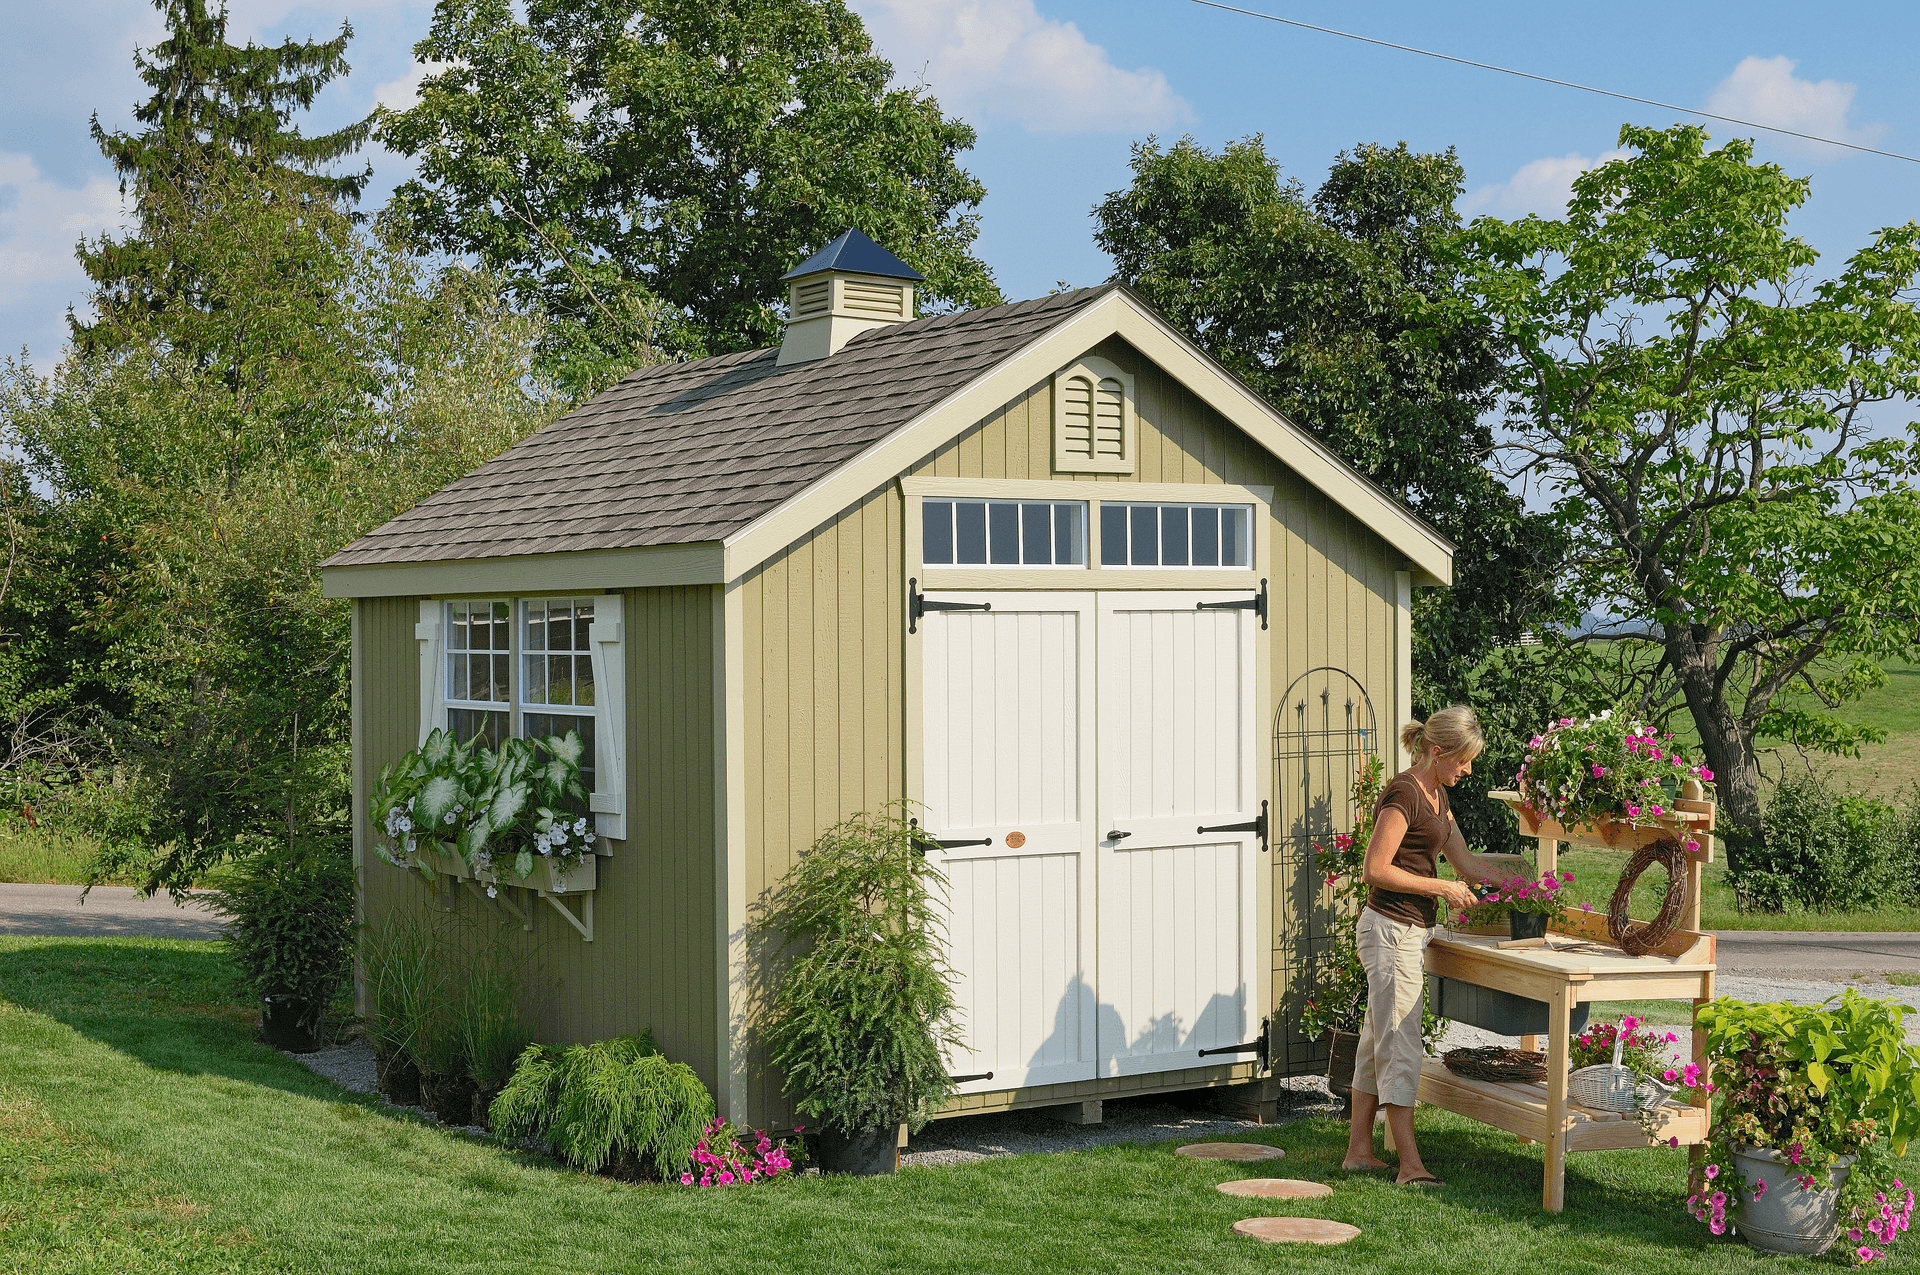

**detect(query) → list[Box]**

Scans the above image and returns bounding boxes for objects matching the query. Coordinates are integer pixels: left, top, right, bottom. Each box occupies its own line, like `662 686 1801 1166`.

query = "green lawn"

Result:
2 938 1915 1273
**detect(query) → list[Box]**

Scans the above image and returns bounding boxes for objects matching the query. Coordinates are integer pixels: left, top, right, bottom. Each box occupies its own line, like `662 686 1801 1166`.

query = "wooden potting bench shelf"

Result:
1410 787 1717 1212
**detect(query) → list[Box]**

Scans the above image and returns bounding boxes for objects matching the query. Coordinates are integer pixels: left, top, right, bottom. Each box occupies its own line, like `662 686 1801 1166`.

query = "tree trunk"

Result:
1667 634 1762 873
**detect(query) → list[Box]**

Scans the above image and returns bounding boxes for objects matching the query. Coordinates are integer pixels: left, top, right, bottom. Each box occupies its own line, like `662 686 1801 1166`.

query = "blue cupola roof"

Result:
780 228 924 283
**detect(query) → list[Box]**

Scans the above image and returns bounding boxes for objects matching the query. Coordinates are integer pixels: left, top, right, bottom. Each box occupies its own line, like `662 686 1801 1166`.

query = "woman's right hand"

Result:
1436 878 1477 912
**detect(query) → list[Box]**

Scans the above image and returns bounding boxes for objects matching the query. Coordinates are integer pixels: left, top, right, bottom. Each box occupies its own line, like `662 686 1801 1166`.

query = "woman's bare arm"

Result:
1364 807 1476 912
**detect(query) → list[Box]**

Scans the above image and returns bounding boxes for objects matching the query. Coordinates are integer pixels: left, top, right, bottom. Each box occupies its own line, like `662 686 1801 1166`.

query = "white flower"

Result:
573 818 588 835
551 826 568 846
554 881 566 893
486 885 498 899
444 812 456 825
584 831 596 845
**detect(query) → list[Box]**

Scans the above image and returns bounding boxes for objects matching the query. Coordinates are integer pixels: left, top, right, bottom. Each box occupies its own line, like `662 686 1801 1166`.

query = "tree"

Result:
77 0 373 354
1450 124 1920 851
1092 136 1565 848
379 0 1002 388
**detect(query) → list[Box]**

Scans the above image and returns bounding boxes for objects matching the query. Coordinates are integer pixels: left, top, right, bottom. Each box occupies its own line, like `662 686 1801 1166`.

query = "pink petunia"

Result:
1705 1164 1718 1180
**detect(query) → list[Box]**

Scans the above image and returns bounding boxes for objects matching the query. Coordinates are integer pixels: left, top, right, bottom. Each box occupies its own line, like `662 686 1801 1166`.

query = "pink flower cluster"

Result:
1847 1183 1915 1264
1688 1164 1732 1234
1452 871 1572 928
680 1118 800 1187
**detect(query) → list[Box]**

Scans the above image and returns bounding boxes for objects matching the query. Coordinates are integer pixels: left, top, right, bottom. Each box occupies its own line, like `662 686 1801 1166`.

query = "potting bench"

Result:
1408 787 1717 1211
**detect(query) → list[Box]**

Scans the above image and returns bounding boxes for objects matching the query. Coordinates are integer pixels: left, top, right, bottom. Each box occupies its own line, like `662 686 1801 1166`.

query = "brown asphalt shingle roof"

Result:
324 287 1113 569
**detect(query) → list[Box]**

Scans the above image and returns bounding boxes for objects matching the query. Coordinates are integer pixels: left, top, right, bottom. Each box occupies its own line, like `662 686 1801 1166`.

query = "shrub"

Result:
1732 775 1906 913
756 806 960 1136
460 931 533 1096
489 1032 714 1178
363 910 444 1067
203 834 355 1038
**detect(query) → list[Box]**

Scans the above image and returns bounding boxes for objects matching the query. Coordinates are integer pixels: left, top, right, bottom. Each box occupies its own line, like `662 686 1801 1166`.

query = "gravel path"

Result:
287 1036 489 1137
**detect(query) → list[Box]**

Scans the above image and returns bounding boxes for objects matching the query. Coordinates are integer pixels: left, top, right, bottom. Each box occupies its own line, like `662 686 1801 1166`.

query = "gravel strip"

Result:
283 1036 489 1137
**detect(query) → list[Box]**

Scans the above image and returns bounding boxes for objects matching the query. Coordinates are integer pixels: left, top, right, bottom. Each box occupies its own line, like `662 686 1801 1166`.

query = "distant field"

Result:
0 822 114 886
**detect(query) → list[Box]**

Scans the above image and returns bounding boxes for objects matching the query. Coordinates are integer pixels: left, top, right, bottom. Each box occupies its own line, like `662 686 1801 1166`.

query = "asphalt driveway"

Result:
0 883 224 939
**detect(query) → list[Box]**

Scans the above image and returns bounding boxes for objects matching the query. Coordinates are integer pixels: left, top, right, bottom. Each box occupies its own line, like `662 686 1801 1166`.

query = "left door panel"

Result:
921 592 1098 1094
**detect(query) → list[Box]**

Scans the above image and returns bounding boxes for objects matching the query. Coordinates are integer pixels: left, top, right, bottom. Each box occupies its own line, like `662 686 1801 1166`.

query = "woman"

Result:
1341 706 1501 1187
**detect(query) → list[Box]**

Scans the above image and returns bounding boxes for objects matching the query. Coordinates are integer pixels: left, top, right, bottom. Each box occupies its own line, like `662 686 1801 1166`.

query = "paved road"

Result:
1710 930 1920 979
0 883 224 939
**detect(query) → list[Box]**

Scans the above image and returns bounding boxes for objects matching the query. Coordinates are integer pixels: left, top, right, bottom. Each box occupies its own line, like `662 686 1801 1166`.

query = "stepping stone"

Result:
1174 1142 1285 1162
1232 1217 1361 1245
1216 1178 1333 1199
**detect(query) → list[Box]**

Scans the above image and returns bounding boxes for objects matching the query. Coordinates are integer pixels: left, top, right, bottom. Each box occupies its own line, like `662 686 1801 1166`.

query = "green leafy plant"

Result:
756 806 961 1136
369 727 591 886
362 910 445 1079
459 928 534 1099
1516 707 1714 829
1679 993 1920 1260
203 833 355 1038
489 1033 714 1179
1454 869 1574 929
1733 775 1907 913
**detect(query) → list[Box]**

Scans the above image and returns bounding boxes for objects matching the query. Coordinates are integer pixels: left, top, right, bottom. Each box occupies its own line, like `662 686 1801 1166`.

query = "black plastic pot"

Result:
1508 911 1549 941
376 1053 422 1107
261 995 321 1053
815 1125 899 1176
1325 1029 1360 1107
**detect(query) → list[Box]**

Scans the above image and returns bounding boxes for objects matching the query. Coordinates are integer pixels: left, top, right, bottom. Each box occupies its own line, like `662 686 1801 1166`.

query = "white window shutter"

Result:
587 594 626 844
416 600 445 747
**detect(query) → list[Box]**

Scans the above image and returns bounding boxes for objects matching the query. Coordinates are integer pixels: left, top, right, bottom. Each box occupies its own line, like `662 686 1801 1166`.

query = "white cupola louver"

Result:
776 228 924 366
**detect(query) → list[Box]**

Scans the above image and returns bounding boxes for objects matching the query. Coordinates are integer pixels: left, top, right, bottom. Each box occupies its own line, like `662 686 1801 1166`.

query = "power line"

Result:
1188 0 1920 165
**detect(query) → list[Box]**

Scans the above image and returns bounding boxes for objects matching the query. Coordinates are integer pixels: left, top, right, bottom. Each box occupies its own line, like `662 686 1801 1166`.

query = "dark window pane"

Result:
1055 504 1084 564
525 600 547 652
1021 503 1052 563
956 501 987 564
491 653 510 702
1130 506 1158 566
523 651 547 704
923 501 954 564
448 707 508 749
988 502 1019 564
1222 507 1250 565
575 652 595 706
449 604 469 652
572 601 594 648
468 651 491 702
1192 507 1219 565
550 607 573 653
549 653 572 705
448 653 466 701
1100 504 1127 565
1161 505 1189 565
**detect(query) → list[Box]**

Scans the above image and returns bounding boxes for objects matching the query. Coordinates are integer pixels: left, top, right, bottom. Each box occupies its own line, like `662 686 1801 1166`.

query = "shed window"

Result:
441 598 600 791
445 600 510 746
1099 504 1251 568
923 500 1087 566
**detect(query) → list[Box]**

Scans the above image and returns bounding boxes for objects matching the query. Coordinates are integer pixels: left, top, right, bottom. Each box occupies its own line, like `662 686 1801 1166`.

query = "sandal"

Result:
1398 1172 1444 1188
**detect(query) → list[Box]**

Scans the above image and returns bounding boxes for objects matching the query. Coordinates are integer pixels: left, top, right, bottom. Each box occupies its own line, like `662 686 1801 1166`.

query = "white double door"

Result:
920 591 1260 1093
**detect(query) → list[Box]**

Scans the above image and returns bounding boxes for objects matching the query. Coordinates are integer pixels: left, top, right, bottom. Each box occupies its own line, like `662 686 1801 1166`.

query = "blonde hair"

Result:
1401 706 1485 762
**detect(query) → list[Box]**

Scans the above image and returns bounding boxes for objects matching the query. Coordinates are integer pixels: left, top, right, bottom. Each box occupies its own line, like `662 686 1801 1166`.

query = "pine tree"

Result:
75 0 373 352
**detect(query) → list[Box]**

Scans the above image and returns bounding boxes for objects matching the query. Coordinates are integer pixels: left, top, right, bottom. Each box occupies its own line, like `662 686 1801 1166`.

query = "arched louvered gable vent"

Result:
1053 355 1135 474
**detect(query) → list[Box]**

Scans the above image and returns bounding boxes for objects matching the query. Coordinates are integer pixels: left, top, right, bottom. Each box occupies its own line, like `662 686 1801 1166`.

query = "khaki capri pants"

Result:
1351 907 1435 1108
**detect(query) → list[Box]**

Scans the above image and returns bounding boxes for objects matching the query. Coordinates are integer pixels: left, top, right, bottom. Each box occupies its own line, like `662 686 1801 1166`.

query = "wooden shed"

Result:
322 228 1455 1128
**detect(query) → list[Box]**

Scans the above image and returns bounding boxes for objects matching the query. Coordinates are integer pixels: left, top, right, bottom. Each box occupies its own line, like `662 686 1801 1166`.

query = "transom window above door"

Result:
1099 503 1252 568
921 500 1088 566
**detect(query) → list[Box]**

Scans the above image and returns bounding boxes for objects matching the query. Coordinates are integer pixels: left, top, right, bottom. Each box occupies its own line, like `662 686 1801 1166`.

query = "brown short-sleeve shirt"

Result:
1365 772 1468 927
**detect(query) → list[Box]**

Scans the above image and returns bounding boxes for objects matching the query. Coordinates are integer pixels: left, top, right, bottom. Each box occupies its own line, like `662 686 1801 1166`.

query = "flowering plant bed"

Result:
681 1118 805 1187
369 727 595 891
1678 993 1920 1262
1515 708 1714 830
1452 870 1573 931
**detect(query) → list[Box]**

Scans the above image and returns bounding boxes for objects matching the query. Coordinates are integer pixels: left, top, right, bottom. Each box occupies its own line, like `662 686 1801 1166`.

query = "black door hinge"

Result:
1197 1016 1271 1071
1197 799 1269 853
909 577 991 633
1197 578 1268 630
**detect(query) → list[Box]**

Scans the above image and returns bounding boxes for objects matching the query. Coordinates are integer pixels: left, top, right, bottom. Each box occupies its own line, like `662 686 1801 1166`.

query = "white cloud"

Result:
849 0 1191 135
1461 149 1630 220
1703 55 1882 161
373 59 450 112
0 153 125 309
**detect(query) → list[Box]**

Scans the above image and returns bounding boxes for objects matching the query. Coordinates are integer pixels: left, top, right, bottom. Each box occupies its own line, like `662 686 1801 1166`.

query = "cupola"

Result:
776 228 923 366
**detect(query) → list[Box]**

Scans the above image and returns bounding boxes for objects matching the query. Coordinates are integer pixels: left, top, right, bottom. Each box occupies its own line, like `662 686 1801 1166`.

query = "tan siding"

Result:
736 333 1406 1123
354 588 720 1092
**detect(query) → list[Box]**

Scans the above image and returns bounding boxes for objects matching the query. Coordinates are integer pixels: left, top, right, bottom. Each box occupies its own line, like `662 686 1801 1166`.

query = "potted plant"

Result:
756 806 961 1175
1678 993 1920 1260
204 833 356 1053
1515 707 1714 834
369 727 594 890
1565 1015 1683 1133
1301 758 1443 1102
1453 869 1573 940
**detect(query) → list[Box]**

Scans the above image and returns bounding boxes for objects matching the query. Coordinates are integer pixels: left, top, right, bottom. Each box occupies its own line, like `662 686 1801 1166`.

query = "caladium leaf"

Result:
488 782 530 832
514 848 534 880
413 774 461 830
544 731 585 767
420 728 454 768
458 819 489 866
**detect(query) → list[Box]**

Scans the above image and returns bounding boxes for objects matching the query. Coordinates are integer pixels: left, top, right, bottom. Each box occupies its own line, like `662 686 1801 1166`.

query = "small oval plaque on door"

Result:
1004 831 1026 849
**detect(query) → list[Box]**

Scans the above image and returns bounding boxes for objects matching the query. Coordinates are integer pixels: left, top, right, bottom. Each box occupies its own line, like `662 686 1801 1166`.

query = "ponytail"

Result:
1402 705 1485 762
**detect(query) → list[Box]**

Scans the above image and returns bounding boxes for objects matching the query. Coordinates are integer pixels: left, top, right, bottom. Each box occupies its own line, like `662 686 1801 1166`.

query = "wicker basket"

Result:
1568 1034 1679 1112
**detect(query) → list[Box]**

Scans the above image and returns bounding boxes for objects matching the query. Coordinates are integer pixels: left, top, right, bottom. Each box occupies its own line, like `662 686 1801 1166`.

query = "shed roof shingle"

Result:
324 287 1110 569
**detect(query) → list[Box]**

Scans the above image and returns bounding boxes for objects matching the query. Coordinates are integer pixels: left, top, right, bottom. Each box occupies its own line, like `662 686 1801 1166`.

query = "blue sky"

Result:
6 0 1920 370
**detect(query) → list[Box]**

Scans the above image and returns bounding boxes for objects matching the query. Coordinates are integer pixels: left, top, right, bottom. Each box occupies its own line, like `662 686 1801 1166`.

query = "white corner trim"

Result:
1395 570 1414 773
715 581 748 1121
720 290 1453 585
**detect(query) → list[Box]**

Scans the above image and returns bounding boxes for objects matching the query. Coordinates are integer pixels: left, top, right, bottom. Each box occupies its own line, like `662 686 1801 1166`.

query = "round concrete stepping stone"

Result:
1232 1217 1360 1245
1174 1142 1285 1162
1215 1178 1332 1199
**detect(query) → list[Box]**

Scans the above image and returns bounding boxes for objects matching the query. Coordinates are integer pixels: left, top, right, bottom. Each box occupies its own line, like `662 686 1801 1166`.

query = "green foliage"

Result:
1091 136 1565 850
1689 992 1920 1240
78 0 373 355
1449 123 1920 845
1731 775 1908 913
458 930 533 1092
756 806 960 1134
201 833 354 1034
361 910 445 1066
370 727 592 885
489 1032 714 1178
378 0 1001 387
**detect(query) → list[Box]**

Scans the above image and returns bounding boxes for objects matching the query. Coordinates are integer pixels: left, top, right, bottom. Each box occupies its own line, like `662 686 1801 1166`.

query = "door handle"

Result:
1105 830 1131 841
